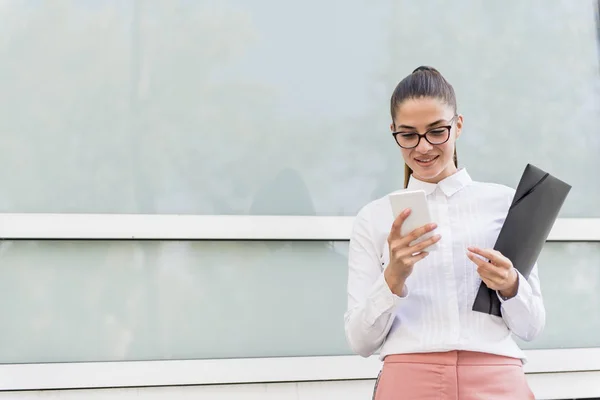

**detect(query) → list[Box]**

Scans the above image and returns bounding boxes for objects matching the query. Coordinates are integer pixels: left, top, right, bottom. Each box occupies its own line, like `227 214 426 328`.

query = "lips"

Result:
414 155 439 166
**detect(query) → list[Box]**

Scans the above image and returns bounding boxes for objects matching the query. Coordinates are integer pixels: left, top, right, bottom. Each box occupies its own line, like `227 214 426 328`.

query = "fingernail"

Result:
434 234 441 240
467 246 475 251
428 223 437 229
403 208 411 215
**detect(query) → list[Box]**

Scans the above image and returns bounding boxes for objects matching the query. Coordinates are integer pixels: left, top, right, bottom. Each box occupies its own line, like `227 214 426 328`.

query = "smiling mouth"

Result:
415 155 439 165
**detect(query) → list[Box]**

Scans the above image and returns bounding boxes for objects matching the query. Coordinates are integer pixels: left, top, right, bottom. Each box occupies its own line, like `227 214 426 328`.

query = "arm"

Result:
468 247 546 341
497 263 546 341
343 209 406 358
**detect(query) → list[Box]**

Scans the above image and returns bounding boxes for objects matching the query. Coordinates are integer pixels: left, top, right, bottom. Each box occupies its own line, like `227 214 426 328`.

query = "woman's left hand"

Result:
467 246 518 298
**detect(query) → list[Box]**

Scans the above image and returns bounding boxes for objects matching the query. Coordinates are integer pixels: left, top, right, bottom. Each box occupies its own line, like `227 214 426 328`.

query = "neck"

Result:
413 165 459 184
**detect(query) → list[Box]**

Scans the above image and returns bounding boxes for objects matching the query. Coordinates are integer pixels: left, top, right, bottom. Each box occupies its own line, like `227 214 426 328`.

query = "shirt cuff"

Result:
365 274 408 325
496 270 531 304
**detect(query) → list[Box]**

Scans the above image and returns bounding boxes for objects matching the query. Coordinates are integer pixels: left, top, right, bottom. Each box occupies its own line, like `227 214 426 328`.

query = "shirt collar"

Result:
407 168 472 197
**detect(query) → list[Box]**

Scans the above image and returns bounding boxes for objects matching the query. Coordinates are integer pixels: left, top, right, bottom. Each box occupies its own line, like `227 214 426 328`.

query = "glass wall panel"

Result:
0 240 597 363
0 240 350 363
0 0 597 215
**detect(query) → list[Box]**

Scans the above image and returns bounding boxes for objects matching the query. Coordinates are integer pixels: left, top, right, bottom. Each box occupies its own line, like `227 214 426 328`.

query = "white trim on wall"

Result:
1 374 600 400
0 348 598 391
0 214 598 241
0 214 597 394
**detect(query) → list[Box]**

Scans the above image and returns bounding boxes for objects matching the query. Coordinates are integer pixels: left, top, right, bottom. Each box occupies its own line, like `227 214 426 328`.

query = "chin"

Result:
410 165 445 182
414 170 442 181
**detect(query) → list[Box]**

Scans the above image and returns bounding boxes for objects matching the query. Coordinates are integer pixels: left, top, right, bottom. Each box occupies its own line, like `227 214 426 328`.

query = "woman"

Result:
344 66 545 399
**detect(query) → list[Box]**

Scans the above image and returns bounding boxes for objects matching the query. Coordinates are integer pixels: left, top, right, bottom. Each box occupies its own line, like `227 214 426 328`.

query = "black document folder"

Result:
472 164 572 316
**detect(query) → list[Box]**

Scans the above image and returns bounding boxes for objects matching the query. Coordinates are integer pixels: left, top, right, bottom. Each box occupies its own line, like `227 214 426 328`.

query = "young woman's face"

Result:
391 97 463 184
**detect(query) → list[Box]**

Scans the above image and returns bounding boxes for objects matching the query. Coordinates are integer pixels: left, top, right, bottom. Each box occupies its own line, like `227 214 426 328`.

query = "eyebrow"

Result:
395 119 449 131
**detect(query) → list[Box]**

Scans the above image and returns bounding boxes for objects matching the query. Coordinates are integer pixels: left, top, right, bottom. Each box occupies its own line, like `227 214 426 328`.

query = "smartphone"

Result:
388 189 439 252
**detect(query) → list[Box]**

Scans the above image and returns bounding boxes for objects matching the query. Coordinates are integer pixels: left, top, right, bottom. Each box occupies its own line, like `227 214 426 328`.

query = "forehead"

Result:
394 97 454 127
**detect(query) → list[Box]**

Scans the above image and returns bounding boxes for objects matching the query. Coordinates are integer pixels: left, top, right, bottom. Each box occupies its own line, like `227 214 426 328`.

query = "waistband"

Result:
383 351 522 366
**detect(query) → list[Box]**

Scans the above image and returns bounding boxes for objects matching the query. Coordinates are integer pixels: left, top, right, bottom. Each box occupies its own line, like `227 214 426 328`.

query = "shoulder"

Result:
356 193 393 220
470 180 515 194
467 180 515 209
352 192 396 241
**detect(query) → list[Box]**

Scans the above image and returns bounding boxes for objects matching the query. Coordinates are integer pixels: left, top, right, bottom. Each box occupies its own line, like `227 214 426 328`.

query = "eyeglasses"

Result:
392 115 457 149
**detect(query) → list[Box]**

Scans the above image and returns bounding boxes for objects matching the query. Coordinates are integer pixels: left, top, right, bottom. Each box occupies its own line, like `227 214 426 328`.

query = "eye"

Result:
399 132 418 138
428 128 447 136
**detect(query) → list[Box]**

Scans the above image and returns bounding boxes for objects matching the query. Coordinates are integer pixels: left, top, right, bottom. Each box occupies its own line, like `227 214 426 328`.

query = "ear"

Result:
390 122 395 132
455 114 464 140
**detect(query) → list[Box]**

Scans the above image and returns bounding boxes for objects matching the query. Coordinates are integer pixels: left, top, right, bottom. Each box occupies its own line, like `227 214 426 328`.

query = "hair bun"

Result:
412 66 440 74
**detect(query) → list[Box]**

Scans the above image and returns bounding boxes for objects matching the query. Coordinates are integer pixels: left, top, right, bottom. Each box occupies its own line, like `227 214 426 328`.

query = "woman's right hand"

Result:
384 208 441 296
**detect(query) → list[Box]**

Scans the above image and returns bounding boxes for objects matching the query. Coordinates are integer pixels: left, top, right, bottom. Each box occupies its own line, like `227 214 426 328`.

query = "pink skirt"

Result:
373 351 535 400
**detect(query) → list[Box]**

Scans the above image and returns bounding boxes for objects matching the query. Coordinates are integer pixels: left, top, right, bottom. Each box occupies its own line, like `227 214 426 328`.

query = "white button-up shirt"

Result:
344 168 545 362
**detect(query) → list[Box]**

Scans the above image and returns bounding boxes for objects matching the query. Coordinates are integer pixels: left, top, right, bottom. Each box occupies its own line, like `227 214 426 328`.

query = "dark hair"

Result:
390 66 458 188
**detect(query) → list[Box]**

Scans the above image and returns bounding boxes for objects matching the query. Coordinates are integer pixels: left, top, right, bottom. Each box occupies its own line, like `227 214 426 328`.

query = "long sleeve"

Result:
343 208 407 358
497 263 546 341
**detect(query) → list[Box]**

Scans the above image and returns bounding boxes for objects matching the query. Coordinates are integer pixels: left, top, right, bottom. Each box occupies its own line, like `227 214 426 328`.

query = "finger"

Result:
388 208 411 241
468 251 503 278
476 265 502 282
390 237 429 261
407 251 429 265
467 246 495 261
409 234 441 254
475 260 511 285
467 247 510 268
402 222 438 247
467 251 489 269
480 276 496 290
491 250 512 268
474 263 502 285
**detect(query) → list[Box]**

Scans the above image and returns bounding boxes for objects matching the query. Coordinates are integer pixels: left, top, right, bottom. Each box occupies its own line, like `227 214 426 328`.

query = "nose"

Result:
415 136 434 153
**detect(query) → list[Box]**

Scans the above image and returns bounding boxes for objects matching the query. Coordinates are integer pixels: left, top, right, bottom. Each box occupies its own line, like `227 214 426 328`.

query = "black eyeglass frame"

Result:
392 114 458 149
